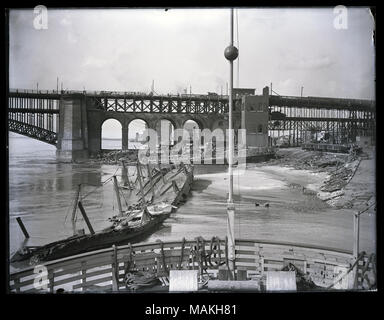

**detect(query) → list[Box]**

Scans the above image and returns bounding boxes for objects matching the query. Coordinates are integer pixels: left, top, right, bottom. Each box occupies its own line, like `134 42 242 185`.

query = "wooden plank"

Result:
85 267 113 279
264 265 284 271
54 266 83 278
12 277 39 290
73 275 113 290
10 270 36 281
236 248 258 255
53 274 84 287
236 257 256 264
236 265 257 271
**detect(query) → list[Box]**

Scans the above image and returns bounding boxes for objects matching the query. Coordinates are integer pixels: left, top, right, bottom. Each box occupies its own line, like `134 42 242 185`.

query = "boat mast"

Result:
147 163 156 201
121 160 132 189
113 176 124 217
137 163 151 225
224 8 239 280
136 163 145 210
77 201 95 235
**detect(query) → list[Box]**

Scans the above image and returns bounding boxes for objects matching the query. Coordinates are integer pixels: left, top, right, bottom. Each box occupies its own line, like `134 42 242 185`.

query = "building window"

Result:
258 124 263 133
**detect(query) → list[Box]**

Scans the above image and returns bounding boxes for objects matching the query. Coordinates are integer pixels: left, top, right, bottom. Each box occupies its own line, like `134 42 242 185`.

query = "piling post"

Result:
353 212 360 261
77 201 95 235
111 245 119 291
16 217 29 239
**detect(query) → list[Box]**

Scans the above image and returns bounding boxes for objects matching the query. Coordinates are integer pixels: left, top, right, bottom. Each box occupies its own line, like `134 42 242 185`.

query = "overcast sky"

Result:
9 7 375 99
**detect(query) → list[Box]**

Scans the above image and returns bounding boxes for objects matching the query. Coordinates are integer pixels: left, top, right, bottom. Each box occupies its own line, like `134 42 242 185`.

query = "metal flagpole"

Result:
224 8 239 280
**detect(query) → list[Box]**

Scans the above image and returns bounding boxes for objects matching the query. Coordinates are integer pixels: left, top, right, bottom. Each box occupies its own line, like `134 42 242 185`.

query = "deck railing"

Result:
10 238 370 293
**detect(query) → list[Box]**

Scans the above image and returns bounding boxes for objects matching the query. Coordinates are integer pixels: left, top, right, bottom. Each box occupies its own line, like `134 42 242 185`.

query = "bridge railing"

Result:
9 89 233 101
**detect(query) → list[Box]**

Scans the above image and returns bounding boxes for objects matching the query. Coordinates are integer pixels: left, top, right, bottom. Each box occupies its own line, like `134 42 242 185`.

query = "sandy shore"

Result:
194 146 376 213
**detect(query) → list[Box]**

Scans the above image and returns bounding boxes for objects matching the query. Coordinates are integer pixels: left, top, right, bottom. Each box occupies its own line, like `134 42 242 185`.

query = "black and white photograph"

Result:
6 6 376 296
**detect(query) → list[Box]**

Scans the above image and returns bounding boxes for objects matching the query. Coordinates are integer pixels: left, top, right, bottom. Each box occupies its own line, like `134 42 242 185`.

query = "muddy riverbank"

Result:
259 147 376 211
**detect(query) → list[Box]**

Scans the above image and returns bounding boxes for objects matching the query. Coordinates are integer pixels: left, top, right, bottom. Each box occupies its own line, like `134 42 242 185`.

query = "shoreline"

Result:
76 146 375 212
255 147 375 212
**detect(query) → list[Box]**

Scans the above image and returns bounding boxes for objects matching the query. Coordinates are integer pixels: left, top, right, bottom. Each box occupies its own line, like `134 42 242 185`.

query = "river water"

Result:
8 133 376 272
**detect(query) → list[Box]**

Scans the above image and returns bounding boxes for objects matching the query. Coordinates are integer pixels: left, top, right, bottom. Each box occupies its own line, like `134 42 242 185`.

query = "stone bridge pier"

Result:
56 94 89 162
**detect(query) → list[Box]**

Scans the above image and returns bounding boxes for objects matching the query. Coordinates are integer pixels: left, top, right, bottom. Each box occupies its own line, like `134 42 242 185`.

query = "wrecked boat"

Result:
10 163 194 264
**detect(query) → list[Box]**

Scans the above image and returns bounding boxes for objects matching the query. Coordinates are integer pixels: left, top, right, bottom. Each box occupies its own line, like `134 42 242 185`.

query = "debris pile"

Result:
93 150 139 164
269 147 370 209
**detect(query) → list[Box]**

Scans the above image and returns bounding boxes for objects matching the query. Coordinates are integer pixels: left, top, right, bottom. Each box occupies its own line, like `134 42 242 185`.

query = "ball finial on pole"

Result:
224 45 239 61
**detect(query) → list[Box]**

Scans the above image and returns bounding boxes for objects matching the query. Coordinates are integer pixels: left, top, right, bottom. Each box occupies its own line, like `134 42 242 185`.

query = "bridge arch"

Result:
128 118 149 149
183 119 202 130
101 118 122 150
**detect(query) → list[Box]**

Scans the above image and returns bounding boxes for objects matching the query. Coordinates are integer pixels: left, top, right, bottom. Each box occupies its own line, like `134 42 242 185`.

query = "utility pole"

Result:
57 77 59 92
224 8 238 280
301 86 304 98
270 82 273 96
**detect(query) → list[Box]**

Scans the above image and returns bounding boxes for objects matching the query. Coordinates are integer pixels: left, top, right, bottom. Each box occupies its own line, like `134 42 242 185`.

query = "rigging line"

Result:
80 169 118 200
63 195 76 225
63 183 82 225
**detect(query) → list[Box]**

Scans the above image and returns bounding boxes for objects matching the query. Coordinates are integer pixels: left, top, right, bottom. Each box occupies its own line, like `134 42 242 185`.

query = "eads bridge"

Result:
8 86 375 161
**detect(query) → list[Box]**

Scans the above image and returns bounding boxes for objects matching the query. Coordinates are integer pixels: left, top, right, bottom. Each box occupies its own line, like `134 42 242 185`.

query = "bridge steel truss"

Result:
88 93 236 114
8 92 60 145
268 95 376 147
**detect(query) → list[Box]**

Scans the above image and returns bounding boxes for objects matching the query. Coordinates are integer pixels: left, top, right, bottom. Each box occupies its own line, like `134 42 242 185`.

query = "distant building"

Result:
241 87 269 151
